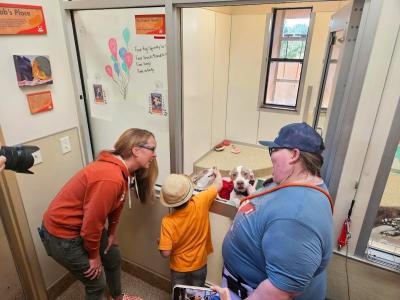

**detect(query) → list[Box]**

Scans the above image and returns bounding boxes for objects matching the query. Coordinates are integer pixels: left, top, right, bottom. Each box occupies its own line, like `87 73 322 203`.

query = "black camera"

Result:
0 145 40 174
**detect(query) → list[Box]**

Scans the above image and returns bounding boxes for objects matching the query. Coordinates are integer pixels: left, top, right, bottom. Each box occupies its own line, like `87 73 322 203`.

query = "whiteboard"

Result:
74 7 169 184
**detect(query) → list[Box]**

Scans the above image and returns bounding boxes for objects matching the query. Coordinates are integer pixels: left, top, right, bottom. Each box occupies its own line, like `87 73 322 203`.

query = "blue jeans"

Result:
170 264 207 289
39 225 122 300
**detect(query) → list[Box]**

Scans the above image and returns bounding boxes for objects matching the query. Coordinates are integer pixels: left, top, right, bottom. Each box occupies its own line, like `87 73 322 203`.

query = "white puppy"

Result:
228 166 255 207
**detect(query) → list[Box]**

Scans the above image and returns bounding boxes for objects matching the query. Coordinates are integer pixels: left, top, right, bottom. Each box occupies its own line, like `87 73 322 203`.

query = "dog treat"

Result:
231 145 241 154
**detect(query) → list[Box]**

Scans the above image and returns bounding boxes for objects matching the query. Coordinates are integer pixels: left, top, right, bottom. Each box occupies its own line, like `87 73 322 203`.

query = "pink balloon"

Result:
108 38 117 57
124 52 133 69
105 65 113 78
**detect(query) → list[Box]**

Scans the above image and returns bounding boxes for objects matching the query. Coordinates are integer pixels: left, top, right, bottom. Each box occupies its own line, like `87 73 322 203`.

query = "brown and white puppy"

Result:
228 165 255 207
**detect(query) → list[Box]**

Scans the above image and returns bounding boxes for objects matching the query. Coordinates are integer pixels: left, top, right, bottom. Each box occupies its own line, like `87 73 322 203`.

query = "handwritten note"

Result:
134 43 166 74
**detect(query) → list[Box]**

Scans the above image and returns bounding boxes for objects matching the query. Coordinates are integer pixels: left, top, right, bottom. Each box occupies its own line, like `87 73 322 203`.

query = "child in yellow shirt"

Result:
158 170 222 289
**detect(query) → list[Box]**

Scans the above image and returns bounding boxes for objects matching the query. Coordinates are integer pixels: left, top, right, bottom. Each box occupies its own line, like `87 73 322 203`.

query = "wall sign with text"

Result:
135 14 165 35
0 3 47 35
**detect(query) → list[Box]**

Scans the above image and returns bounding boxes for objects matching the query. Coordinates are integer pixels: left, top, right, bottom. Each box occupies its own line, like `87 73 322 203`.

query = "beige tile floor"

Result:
56 271 170 300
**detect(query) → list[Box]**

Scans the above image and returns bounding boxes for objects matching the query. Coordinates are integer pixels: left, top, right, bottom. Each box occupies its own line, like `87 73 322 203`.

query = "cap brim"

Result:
258 140 279 148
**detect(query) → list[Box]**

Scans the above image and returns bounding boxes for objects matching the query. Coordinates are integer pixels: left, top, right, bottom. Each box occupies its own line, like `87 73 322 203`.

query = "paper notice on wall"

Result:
87 80 112 121
148 91 167 116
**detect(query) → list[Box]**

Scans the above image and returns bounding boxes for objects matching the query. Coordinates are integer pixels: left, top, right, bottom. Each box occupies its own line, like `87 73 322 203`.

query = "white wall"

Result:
0 0 83 289
182 8 231 174
211 12 231 147
0 1 79 145
183 3 341 158
74 7 171 185
227 10 333 143
226 14 266 143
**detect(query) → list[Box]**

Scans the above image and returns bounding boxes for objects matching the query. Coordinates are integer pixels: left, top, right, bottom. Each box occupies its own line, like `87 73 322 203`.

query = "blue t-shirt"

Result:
222 183 333 300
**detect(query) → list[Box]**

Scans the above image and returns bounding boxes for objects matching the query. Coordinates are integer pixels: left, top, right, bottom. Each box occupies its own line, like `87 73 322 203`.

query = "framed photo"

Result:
26 91 53 114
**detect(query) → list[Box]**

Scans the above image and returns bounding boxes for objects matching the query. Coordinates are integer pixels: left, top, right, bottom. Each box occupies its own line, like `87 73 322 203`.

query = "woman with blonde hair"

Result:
40 128 158 300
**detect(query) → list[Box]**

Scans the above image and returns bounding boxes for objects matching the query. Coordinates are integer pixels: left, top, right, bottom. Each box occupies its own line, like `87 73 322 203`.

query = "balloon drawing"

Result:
104 28 133 99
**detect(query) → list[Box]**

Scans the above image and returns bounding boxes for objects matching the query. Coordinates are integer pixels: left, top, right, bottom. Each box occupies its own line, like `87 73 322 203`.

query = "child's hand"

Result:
156 238 160 245
211 286 231 300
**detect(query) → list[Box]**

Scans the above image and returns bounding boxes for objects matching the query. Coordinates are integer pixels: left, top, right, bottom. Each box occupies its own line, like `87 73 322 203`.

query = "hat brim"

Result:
258 140 279 148
159 177 194 208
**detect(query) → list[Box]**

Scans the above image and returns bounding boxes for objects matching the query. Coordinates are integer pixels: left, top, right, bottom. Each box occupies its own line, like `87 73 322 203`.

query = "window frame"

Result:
260 7 313 112
355 97 400 261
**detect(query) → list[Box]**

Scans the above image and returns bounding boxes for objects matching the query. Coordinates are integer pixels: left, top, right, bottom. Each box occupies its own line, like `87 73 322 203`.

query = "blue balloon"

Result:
114 63 120 76
119 47 127 60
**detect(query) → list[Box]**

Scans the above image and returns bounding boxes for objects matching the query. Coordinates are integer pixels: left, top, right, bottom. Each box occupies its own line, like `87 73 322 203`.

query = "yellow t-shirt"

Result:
158 186 217 272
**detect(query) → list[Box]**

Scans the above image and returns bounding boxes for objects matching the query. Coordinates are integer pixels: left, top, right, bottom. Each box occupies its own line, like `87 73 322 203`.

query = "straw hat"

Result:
160 174 194 208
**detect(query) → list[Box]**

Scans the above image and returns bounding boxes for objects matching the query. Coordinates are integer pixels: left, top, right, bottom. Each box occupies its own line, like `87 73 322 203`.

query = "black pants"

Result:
40 225 122 300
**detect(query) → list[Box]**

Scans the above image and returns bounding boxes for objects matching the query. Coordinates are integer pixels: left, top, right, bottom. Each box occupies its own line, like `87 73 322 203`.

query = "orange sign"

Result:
27 91 53 114
135 14 165 35
0 3 47 35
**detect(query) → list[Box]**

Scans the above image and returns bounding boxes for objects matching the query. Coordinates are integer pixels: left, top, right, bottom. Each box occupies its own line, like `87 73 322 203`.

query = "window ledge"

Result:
259 105 299 113
333 249 400 275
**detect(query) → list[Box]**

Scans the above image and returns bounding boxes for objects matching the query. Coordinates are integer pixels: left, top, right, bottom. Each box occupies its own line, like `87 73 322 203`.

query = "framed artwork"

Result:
26 91 53 114
13 55 53 87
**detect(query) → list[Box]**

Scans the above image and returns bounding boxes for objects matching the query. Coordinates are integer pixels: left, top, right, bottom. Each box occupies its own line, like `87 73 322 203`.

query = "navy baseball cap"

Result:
259 122 324 154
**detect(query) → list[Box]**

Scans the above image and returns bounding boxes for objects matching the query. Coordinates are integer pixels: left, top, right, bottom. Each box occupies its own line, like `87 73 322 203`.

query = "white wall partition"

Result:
226 14 266 143
182 8 231 174
211 12 232 147
74 7 170 183
0 1 79 145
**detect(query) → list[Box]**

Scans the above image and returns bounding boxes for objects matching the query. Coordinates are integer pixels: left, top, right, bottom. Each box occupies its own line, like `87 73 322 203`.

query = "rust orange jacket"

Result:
43 151 129 259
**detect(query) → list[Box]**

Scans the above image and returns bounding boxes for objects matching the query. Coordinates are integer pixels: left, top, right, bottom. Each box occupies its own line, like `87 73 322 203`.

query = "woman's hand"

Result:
104 233 117 255
84 255 102 280
211 286 231 300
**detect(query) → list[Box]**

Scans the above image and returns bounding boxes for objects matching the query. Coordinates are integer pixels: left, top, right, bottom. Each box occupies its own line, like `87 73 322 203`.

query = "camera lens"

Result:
0 145 39 173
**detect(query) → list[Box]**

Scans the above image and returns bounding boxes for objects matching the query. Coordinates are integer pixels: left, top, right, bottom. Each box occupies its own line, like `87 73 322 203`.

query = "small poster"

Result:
26 91 53 114
87 79 112 121
93 84 106 104
135 14 165 35
13 55 52 87
0 4 47 35
149 92 167 116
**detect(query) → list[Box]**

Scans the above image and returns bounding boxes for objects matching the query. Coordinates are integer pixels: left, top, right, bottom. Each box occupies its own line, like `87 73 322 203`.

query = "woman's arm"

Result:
247 280 297 300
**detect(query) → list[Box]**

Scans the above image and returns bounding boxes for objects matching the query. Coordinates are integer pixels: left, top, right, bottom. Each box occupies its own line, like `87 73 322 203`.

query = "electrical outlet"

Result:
59 136 71 154
32 150 43 165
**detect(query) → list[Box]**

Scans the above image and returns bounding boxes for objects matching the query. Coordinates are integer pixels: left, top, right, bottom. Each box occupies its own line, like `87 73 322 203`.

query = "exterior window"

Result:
367 142 400 269
264 8 312 109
